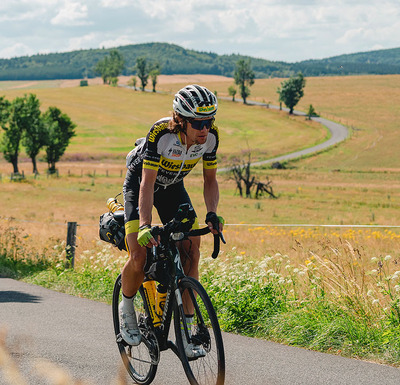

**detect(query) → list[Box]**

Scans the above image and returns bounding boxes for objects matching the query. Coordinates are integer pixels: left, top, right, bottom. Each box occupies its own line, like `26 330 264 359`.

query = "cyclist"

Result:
119 85 224 357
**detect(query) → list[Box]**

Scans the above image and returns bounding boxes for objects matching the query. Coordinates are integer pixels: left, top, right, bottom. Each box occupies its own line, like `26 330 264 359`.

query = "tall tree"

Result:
0 96 30 174
43 106 76 173
21 94 47 174
135 57 149 91
94 49 125 85
149 63 161 92
0 96 10 125
277 73 306 114
234 59 255 104
228 85 237 101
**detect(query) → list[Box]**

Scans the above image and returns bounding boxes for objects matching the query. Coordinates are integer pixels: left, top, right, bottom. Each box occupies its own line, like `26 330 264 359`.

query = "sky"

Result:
1 0 400 63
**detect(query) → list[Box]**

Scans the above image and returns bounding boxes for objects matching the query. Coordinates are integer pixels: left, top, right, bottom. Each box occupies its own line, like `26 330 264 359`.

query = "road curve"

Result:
218 100 349 172
2 278 400 385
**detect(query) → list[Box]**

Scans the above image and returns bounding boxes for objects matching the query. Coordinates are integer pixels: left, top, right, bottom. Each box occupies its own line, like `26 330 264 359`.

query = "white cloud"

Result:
51 1 91 26
66 32 97 51
0 42 34 59
98 36 136 49
100 0 131 8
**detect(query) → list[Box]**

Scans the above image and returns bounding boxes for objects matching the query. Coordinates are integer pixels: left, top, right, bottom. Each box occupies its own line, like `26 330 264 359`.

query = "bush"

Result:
80 80 88 87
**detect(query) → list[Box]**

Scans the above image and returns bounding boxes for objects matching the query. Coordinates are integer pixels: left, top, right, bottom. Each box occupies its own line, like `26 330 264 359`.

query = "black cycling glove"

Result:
205 211 225 231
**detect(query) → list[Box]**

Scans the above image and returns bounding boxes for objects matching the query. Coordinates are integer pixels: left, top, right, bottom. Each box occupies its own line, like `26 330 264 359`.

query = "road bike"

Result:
111 203 225 385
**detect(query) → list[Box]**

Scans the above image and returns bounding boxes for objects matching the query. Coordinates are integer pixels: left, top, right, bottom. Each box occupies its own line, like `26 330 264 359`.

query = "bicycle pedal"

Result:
116 333 127 346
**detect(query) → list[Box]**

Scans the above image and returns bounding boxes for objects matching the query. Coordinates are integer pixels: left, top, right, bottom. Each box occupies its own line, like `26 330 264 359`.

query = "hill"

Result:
0 42 399 81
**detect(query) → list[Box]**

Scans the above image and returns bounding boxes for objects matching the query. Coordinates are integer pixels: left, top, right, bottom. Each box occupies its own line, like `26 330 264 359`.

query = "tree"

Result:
21 94 47 174
0 96 32 174
0 96 20 173
94 49 125 85
228 85 237 101
234 59 255 104
277 73 306 114
43 107 76 173
149 63 161 92
128 76 137 90
230 153 277 199
135 57 149 91
306 104 318 120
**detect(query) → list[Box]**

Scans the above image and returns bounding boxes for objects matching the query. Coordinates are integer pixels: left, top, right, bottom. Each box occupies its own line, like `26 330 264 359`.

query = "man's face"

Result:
186 117 214 145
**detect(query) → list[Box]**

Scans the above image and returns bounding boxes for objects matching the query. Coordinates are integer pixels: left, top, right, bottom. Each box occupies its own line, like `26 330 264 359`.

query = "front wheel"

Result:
174 277 225 385
112 274 159 385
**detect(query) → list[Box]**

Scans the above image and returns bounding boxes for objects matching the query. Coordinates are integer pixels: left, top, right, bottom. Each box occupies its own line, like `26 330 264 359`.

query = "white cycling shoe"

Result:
181 326 206 358
119 302 142 346
183 340 206 358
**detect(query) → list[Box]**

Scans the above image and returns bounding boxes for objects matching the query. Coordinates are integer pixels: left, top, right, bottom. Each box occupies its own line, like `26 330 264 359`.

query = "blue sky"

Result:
1 0 399 62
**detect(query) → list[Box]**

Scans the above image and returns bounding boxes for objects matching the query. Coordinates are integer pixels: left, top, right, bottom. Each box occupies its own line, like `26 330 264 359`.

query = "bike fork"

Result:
175 287 191 343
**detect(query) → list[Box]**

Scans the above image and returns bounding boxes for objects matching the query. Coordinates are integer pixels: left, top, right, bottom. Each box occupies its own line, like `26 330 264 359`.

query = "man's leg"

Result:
122 233 147 297
119 232 147 346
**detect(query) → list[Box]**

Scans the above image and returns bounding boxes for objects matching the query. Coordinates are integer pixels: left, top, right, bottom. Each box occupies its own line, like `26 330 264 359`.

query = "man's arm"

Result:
139 167 158 227
203 167 223 233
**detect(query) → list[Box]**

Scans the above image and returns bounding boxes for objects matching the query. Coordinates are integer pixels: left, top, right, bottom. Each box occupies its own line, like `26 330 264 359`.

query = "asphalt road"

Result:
1 278 400 385
218 101 349 172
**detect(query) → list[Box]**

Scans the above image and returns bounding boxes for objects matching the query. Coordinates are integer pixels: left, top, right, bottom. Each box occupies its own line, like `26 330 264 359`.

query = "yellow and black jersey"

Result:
126 117 219 187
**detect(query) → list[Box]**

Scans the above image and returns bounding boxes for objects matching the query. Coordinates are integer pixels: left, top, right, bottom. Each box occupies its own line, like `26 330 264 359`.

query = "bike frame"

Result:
141 230 194 356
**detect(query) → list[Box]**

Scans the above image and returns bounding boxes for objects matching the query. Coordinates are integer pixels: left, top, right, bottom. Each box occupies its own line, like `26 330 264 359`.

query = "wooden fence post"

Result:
66 222 77 268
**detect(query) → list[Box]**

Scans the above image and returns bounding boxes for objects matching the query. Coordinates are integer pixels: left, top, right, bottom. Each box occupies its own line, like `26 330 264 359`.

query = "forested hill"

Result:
0 42 400 81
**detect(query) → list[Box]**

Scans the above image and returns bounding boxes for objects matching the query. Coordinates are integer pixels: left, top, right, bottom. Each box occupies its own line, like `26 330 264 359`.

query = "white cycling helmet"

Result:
173 84 218 119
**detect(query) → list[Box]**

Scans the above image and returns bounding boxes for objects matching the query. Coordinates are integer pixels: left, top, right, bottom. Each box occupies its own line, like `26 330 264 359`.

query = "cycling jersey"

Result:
126 117 219 187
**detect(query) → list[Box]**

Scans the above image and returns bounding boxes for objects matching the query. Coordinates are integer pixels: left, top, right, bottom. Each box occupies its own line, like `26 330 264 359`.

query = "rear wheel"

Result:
174 277 225 385
112 274 159 385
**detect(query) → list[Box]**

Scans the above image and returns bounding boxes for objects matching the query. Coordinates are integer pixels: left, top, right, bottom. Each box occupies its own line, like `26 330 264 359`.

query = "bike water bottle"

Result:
154 284 167 326
107 197 124 213
142 280 161 326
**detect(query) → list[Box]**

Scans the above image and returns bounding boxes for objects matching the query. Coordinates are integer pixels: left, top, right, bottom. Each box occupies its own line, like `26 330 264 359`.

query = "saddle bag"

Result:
99 210 127 251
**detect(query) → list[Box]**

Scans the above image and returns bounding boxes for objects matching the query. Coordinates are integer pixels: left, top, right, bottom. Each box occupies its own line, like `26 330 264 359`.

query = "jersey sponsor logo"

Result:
148 123 167 143
168 148 183 157
204 160 217 169
192 145 203 152
196 105 215 113
160 157 199 172
143 159 160 170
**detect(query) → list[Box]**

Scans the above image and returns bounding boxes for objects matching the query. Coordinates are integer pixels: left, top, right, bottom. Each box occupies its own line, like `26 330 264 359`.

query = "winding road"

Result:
2 278 400 385
218 100 349 172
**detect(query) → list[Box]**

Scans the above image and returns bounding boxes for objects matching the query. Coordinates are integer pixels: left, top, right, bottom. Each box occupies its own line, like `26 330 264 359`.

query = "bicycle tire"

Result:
174 276 225 385
112 274 159 385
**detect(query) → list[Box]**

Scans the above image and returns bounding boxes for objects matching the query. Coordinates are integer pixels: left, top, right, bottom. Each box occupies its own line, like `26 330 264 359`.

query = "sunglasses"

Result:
188 118 214 131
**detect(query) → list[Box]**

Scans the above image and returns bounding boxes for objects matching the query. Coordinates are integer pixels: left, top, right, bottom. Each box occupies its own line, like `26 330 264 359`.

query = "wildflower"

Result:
370 257 378 263
384 255 392 261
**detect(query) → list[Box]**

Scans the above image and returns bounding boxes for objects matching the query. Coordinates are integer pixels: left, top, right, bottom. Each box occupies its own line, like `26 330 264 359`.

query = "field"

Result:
1 74 400 366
